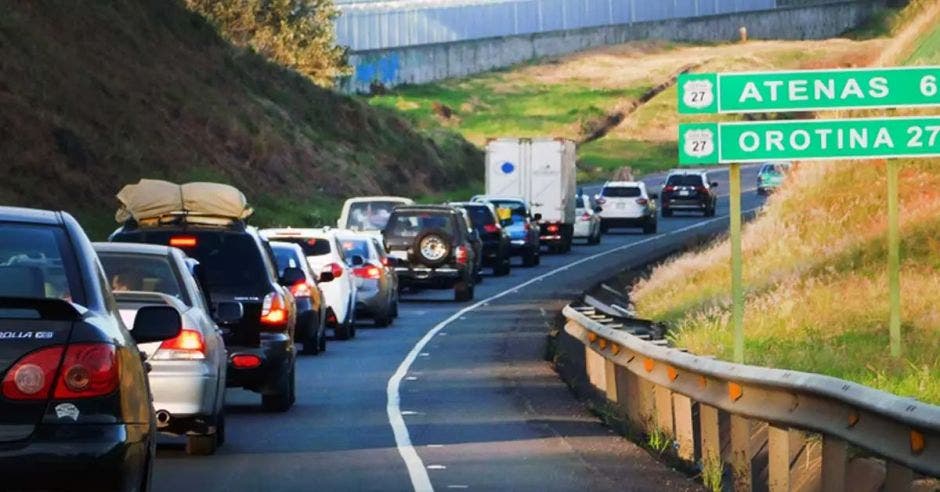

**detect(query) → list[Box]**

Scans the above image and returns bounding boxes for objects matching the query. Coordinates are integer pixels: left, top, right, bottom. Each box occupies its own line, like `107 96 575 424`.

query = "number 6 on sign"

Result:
922 75 937 97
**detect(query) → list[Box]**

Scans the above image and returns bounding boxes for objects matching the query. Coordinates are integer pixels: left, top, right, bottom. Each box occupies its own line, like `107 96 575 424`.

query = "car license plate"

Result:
616 202 626 209
388 250 408 261
679 190 690 197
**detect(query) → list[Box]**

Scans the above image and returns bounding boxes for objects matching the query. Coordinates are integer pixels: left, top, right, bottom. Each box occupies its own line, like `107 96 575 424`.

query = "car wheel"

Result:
643 220 657 235
301 317 320 355
391 299 399 318
494 258 511 276
589 230 601 245
600 221 609 234
318 328 327 352
534 251 541 266
186 432 219 456
216 410 226 446
262 365 295 412
662 208 673 217
334 320 352 340
522 248 537 267
374 306 392 327
454 279 473 302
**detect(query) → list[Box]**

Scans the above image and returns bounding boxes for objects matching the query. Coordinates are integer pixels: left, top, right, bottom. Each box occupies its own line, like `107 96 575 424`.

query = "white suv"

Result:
595 181 658 235
261 228 358 340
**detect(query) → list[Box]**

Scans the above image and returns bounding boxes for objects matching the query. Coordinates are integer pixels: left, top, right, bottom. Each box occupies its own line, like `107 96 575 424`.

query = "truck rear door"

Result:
485 138 528 198
529 139 564 222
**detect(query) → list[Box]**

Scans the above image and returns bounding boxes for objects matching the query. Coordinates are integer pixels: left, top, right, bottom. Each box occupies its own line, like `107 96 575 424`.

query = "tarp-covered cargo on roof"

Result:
115 179 253 224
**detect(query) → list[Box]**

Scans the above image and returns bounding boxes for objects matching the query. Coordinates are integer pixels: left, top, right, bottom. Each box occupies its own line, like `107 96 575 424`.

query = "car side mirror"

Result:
649 193 659 200
349 255 366 267
132 306 181 344
711 182 719 188
279 266 306 286
532 213 542 222
319 271 335 283
214 301 243 325
469 230 480 241
593 206 603 213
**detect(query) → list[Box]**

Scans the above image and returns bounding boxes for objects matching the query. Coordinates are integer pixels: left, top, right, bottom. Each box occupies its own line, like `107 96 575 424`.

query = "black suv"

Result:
111 219 298 411
660 170 719 217
449 202 511 277
0 206 181 490
383 205 478 301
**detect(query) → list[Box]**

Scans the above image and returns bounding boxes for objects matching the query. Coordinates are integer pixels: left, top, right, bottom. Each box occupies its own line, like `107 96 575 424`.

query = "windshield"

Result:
98 252 190 306
271 245 309 277
0 224 82 303
486 200 527 225
273 237 332 257
458 205 495 229
387 213 455 238
666 174 705 187
602 187 641 198
344 201 402 231
340 238 372 260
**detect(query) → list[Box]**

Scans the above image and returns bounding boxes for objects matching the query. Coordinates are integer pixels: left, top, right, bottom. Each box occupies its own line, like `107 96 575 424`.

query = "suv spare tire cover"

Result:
412 228 453 268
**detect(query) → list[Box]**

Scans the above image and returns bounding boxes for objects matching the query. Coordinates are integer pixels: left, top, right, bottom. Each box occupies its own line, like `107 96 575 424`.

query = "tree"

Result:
186 0 349 87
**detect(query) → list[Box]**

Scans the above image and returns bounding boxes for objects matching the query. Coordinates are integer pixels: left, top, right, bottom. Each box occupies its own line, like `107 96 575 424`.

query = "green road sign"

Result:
678 116 940 165
678 66 940 114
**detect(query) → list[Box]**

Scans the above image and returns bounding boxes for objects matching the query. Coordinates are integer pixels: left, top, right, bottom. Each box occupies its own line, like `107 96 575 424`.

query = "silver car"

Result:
337 233 399 327
95 243 234 455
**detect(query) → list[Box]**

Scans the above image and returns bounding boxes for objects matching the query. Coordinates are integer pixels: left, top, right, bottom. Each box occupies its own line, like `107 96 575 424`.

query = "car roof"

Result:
473 195 527 204
343 196 413 204
668 169 708 175
93 242 174 256
603 181 643 187
0 206 62 225
392 205 457 213
261 227 341 238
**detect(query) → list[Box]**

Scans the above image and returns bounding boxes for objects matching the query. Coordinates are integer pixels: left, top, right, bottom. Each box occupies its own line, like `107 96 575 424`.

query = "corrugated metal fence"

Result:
337 0 778 51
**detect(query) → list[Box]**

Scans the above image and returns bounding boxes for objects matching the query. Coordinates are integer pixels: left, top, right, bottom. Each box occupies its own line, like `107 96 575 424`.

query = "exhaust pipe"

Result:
155 410 171 427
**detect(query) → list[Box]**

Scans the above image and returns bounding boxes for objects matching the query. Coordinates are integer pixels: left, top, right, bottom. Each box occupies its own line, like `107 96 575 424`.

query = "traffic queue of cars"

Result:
0 163 786 488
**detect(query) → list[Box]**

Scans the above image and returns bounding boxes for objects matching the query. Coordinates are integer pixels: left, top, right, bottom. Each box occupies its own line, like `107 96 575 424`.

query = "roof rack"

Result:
115 180 253 228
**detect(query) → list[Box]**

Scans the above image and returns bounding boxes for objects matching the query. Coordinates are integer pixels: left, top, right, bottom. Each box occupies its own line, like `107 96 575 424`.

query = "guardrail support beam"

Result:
699 404 721 462
654 386 675 438
604 359 617 402
768 425 792 492
822 436 847 492
729 415 752 492
673 394 695 461
884 462 913 492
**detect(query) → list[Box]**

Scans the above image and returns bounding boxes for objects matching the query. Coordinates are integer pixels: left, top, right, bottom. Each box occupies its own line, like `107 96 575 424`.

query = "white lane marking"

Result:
427 444 444 448
402 411 423 416
388 205 762 492
446 485 469 489
419 352 430 357
406 376 419 381
427 465 447 470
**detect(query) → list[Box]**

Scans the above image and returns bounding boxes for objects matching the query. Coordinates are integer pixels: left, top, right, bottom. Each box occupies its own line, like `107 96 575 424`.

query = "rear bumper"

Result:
600 216 653 227
663 198 709 209
396 266 463 288
355 283 387 316
149 362 219 418
226 335 293 394
0 423 150 491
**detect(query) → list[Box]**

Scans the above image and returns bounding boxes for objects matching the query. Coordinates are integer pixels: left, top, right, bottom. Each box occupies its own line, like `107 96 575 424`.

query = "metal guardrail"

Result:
562 304 940 489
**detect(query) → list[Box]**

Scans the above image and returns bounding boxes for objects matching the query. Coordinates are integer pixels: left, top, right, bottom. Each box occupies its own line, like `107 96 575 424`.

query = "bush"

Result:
186 0 349 86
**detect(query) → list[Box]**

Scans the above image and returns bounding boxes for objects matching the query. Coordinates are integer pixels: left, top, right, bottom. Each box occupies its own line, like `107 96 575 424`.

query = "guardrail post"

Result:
586 346 606 391
821 436 847 492
699 404 721 462
673 394 695 461
729 415 752 492
604 359 617 402
654 386 675 438
636 377 656 432
768 425 802 492
884 462 913 492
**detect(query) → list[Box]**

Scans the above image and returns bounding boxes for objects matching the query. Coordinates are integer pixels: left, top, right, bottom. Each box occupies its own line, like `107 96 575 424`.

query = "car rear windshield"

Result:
666 175 705 187
602 187 641 198
98 253 190 306
387 212 455 238
339 238 371 260
273 237 332 257
459 205 496 228
486 200 527 225
0 224 83 304
344 201 400 231
113 231 270 292
271 245 307 276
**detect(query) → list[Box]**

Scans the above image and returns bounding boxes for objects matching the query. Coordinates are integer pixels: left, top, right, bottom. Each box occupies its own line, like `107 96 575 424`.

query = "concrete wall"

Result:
344 0 884 93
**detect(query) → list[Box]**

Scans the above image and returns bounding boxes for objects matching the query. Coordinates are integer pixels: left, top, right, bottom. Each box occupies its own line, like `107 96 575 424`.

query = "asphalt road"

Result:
153 165 765 492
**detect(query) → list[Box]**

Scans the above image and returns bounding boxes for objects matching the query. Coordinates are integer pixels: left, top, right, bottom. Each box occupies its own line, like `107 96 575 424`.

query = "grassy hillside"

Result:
367 37 887 183
0 1 480 238
631 3 940 404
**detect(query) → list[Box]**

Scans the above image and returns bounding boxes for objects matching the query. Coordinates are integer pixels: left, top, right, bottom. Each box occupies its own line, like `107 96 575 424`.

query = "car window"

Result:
371 238 388 259
487 201 527 225
340 238 372 260
387 213 456 238
460 205 496 228
666 174 705 187
344 201 400 232
602 186 641 198
275 237 332 257
98 252 191 306
0 224 83 303
271 245 303 275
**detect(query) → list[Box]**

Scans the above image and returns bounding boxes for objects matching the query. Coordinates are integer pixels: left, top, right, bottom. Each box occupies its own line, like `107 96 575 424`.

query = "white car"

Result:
338 196 414 239
595 181 658 235
261 228 358 340
573 194 602 245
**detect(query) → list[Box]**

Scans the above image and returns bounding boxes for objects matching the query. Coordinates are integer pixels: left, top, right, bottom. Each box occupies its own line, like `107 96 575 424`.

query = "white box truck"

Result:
485 138 577 253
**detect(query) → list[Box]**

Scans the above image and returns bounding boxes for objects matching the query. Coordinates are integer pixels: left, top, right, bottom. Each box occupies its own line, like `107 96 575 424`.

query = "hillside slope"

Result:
631 1 940 404
0 1 480 236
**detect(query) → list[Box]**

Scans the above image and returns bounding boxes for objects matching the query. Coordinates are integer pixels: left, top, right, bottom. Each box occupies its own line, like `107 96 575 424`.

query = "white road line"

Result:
387 204 762 492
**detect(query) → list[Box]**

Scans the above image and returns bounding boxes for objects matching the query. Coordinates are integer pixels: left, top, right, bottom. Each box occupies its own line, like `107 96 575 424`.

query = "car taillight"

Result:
663 186 676 193
2 344 119 401
2 346 63 400
154 329 206 360
354 266 382 279
697 186 709 194
381 257 390 267
260 292 288 328
326 263 344 279
483 223 499 234
290 281 314 299
636 198 649 205
455 245 469 265
231 354 262 369
546 224 560 233
169 235 197 248
580 212 592 221
524 223 532 232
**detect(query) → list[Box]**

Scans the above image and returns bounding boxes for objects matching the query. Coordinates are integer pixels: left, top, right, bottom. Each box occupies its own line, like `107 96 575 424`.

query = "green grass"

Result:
577 139 677 182
906 20 940 64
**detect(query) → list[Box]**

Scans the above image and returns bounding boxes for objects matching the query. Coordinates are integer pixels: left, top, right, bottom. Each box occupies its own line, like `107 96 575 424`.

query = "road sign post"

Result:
729 163 744 364
678 66 940 361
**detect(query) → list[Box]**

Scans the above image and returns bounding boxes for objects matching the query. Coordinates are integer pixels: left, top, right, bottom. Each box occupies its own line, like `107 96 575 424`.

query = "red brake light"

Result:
169 236 197 248
381 257 390 267
290 281 314 299
54 344 118 399
483 223 499 233
327 263 344 279
260 292 289 328
697 186 709 194
231 354 262 369
455 245 469 265
354 266 382 279
156 329 206 360
2 346 63 400
663 186 676 192
636 198 649 205
580 212 592 221
547 224 560 233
